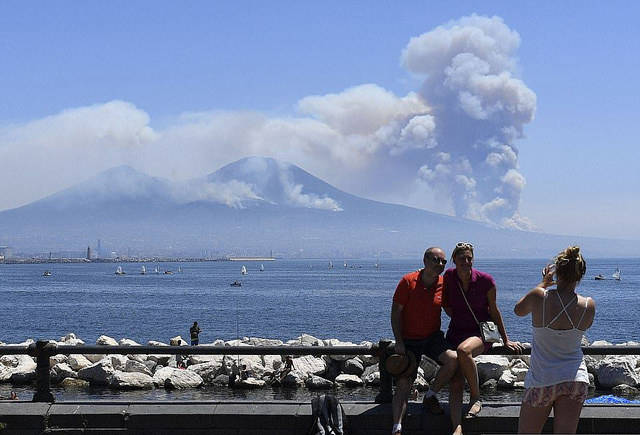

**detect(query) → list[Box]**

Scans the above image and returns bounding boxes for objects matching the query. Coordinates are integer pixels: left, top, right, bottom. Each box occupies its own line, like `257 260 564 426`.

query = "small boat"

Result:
241 265 248 275
343 262 347 268
231 281 242 287
328 261 333 269
613 267 621 280
115 266 125 275
140 265 146 275
259 264 264 272
42 270 52 277
594 274 605 280
154 266 160 274
164 270 173 275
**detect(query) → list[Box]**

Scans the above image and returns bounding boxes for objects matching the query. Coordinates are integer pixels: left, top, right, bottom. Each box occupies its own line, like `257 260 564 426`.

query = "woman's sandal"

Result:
465 399 482 418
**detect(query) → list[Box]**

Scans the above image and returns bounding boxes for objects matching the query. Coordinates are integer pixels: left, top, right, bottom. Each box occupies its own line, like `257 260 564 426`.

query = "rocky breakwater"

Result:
2 334 640 398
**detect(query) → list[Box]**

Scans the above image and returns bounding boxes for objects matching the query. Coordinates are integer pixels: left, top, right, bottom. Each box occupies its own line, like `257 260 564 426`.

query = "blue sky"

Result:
1 1 639 239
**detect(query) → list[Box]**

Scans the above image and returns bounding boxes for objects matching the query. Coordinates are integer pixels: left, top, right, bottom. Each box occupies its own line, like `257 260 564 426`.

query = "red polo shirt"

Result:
393 270 443 339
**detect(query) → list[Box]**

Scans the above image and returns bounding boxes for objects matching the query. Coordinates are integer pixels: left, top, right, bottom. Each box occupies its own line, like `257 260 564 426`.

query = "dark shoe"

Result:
465 400 482 418
375 390 393 404
422 394 444 415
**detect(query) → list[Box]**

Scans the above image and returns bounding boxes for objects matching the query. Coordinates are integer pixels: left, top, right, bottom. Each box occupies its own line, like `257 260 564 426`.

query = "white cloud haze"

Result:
0 15 535 227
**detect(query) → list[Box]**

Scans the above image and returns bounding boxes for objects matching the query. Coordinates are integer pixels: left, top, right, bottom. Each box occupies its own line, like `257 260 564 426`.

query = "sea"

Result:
1 258 638 402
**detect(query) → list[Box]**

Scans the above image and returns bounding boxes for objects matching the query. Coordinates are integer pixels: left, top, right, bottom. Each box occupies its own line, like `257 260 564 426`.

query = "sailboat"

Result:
154 266 160 274
241 265 248 275
140 265 146 275
42 270 52 277
178 266 182 273
115 266 125 275
613 267 621 280
328 261 333 269
259 264 264 272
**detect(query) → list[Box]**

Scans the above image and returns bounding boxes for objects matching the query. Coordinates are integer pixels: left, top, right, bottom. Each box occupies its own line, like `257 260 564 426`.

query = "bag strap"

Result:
457 280 480 326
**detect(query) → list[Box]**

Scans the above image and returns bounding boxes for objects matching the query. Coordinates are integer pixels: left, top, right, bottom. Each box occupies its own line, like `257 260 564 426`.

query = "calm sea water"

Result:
1 258 638 401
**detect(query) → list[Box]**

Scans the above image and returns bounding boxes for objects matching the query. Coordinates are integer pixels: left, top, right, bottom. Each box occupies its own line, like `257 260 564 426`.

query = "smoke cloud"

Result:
0 15 535 228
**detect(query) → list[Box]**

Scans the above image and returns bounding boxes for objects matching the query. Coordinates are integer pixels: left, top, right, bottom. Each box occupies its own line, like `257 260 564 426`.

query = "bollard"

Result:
375 338 394 404
31 340 55 403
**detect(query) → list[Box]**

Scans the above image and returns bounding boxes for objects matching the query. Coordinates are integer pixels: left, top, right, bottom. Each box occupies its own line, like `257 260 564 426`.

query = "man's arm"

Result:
391 302 405 354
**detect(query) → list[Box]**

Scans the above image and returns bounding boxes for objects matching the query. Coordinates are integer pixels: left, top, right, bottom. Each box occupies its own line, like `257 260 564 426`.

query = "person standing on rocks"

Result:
390 247 464 435
190 321 201 346
515 246 595 434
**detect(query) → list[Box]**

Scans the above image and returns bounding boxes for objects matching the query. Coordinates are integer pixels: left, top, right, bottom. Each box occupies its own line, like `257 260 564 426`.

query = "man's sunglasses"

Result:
429 257 447 265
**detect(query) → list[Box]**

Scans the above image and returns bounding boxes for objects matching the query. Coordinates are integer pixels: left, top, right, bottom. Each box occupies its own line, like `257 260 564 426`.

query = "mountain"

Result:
0 157 638 258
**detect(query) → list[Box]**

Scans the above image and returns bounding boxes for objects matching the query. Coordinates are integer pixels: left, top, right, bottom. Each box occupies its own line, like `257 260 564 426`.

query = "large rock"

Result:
476 355 510 383
51 363 77 383
324 339 357 361
306 375 334 389
68 354 92 371
3 355 37 384
263 355 283 372
335 374 364 387
61 377 90 388
110 371 154 390
341 357 364 376
293 355 327 376
235 377 266 389
108 354 129 371
152 366 176 387
164 369 203 389
281 370 305 387
169 336 188 346
0 365 13 382
595 356 640 388
361 363 380 386
188 354 224 366
612 384 640 398
358 341 378 366
246 337 283 346
59 333 85 346
84 353 104 363
119 338 141 346
125 359 153 377
78 359 115 385
498 370 517 389
96 335 118 346
188 361 222 383
49 354 68 367
289 334 324 346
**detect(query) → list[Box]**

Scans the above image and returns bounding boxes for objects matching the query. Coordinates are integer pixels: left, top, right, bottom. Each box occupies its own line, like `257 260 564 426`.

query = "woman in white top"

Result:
514 246 596 434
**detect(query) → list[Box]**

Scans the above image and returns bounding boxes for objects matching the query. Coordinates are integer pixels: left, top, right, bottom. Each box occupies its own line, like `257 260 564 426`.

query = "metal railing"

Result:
1 340 639 403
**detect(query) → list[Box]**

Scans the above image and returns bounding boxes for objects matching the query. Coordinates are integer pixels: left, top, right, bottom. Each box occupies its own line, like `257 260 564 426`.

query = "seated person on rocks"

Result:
270 355 294 386
390 247 464 435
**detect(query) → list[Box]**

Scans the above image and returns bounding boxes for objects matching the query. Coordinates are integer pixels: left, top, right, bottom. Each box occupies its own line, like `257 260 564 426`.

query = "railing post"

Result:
31 340 55 403
375 338 394 403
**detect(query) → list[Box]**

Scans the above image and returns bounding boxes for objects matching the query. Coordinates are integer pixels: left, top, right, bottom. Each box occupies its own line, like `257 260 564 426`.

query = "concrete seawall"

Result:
1 401 640 434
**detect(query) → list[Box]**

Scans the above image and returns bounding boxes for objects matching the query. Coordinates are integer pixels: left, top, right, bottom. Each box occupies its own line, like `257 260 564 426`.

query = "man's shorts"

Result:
191 339 199 346
522 381 588 407
402 331 453 378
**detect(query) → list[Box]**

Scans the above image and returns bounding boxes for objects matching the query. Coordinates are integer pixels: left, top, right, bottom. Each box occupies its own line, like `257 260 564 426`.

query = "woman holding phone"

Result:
515 246 596 434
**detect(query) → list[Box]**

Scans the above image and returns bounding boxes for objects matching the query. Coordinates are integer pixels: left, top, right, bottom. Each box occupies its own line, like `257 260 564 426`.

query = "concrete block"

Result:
47 403 129 428
0 402 49 429
126 404 216 429
213 402 300 429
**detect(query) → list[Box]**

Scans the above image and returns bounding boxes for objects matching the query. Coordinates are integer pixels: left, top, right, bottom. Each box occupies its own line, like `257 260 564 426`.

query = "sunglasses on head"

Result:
429 256 447 265
455 242 474 250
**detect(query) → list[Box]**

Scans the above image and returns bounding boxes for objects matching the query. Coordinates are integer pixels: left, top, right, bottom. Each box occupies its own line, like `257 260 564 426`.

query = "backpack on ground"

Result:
308 394 348 435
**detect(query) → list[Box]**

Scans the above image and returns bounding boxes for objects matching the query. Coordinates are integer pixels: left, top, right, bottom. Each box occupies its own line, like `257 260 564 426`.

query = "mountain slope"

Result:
0 157 637 258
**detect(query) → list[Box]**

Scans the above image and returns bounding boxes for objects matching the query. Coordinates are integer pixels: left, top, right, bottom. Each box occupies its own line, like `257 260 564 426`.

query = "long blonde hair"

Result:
554 246 586 283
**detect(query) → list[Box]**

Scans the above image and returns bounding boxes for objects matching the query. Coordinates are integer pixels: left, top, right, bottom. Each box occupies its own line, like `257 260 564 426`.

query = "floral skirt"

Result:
522 381 588 407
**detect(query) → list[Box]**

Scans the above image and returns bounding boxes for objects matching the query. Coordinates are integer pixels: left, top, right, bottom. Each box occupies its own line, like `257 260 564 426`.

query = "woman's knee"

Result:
456 345 474 360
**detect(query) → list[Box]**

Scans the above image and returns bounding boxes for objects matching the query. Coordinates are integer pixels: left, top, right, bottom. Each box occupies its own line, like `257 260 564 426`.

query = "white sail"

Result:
613 267 621 280
260 264 264 271
141 265 146 274
241 265 248 275
329 261 333 269
115 266 124 275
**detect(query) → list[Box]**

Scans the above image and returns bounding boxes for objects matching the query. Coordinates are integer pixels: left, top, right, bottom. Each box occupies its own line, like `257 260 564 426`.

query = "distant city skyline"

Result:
1 2 638 240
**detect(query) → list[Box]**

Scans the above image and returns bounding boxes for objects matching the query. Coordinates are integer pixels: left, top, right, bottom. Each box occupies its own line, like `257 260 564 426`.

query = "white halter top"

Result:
524 290 590 388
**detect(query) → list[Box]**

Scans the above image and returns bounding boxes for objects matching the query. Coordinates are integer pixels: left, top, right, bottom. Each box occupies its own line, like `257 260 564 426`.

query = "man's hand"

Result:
394 341 406 355
504 340 524 354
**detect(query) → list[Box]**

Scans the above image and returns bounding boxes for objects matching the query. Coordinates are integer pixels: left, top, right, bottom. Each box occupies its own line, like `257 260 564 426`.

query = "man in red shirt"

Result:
391 247 464 435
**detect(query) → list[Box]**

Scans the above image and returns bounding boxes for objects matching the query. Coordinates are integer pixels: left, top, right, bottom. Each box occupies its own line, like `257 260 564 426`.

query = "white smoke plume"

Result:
0 15 536 228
